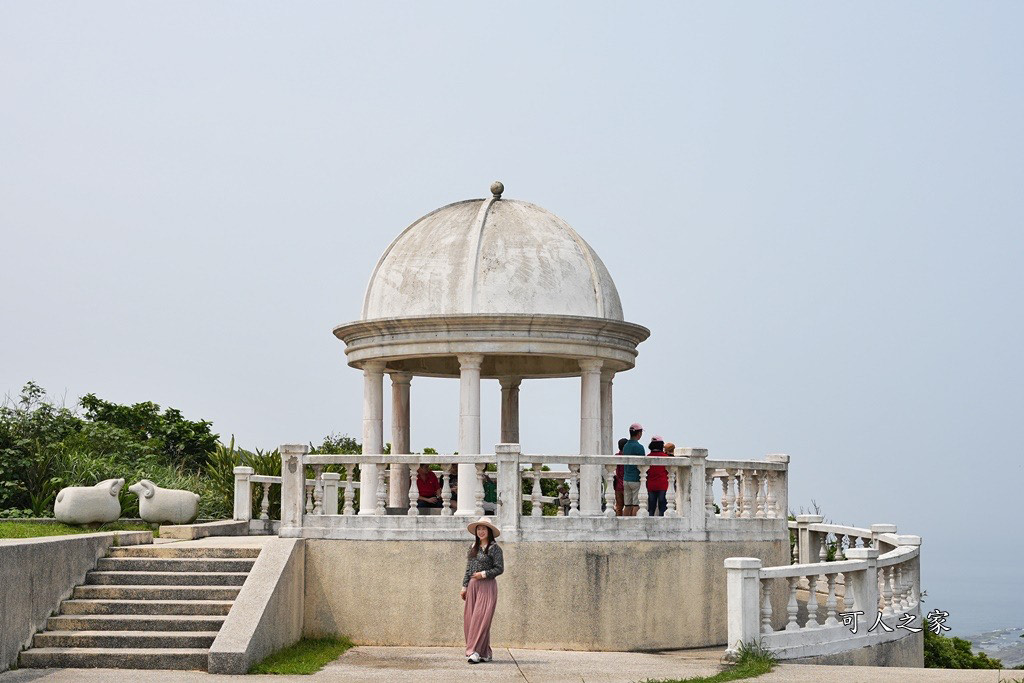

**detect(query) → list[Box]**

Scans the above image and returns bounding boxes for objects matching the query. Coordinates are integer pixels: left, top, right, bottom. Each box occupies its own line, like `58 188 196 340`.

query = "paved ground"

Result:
2 646 1021 682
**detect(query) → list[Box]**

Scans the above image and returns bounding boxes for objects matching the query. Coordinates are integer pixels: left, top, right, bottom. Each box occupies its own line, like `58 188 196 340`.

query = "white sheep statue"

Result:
129 479 200 525
54 478 124 525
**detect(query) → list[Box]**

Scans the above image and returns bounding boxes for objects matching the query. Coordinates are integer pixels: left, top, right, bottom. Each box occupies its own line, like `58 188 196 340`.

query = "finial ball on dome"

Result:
490 181 504 198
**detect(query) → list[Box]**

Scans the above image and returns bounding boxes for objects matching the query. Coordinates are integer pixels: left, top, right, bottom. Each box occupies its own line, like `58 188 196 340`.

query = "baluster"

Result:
531 464 543 517
407 464 419 516
906 562 918 608
665 468 678 518
836 534 846 560
754 471 765 518
376 467 387 515
817 533 828 562
723 469 736 518
760 578 773 634
791 540 799 564
881 566 895 617
636 465 650 518
312 466 324 515
842 571 856 612
305 483 314 515
825 574 839 626
704 471 715 517
603 464 616 518
785 576 800 631
894 564 907 611
568 465 580 517
806 574 820 628
765 471 778 518
440 472 452 516
342 467 354 516
259 483 271 521
474 463 485 516
740 470 753 519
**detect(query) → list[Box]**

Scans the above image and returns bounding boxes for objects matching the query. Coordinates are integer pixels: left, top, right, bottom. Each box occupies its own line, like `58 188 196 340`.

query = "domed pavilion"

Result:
333 182 650 515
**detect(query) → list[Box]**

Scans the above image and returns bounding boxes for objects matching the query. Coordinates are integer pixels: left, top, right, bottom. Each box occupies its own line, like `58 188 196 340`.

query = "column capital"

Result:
499 376 522 390
363 360 387 375
578 358 603 373
457 353 484 370
389 371 413 385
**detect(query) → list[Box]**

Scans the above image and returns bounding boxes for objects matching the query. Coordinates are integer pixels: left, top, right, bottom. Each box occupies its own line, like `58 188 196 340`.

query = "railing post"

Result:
683 448 708 531
279 444 308 535
232 466 254 522
495 443 521 535
321 472 340 515
765 454 789 520
725 557 762 656
871 523 898 552
796 514 823 564
896 535 922 608
845 547 879 618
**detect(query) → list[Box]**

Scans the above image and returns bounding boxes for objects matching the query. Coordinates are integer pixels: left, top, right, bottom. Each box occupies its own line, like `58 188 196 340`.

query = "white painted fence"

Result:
726 517 922 660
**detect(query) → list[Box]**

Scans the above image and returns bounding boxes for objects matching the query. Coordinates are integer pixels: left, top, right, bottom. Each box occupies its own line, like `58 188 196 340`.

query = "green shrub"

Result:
923 628 1003 669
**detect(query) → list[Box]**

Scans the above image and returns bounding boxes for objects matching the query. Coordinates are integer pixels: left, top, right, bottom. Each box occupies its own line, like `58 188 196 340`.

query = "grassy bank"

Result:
0 520 156 539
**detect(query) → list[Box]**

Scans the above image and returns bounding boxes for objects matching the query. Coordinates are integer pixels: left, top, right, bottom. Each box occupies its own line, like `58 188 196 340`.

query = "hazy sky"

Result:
2 2 1021 635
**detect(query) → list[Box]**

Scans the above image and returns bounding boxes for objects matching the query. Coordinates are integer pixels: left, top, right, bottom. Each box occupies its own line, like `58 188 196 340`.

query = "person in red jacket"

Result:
646 436 670 516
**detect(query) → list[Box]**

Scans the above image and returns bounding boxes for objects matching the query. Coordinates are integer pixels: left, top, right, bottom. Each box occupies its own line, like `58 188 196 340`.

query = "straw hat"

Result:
467 517 501 538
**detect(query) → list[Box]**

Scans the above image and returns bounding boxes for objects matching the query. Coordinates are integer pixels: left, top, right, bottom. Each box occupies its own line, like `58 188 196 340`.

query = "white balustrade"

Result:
244 446 789 541
725 524 922 662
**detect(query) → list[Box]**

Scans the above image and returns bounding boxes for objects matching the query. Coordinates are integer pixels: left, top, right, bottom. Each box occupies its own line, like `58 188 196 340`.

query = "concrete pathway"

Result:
3 645 1021 682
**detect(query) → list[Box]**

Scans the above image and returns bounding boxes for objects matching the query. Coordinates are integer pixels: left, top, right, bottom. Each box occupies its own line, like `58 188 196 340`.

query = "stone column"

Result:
600 369 614 456
725 557 763 657
279 444 308 536
233 466 253 522
389 372 412 508
499 376 521 444
321 471 340 515
495 443 521 535
456 354 483 516
796 514 824 563
359 361 385 515
579 358 603 515
682 448 708 532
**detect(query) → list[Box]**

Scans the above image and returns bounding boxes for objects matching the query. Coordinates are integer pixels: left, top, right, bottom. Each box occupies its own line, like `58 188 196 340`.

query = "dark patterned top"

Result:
462 543 504 587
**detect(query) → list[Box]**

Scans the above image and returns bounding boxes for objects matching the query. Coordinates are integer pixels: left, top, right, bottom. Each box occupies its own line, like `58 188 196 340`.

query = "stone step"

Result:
97 557 256 573
19 647 209 671
85 570 249 586
33 630 219 649
73 584 241 601
60 599 234 616
47 614 226 632
107 546 261 559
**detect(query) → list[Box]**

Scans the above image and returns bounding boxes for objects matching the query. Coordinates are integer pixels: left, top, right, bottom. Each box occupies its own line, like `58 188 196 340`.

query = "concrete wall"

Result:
0 531 152 672
794 630 924 667
209 538 305 674
304 539 788 651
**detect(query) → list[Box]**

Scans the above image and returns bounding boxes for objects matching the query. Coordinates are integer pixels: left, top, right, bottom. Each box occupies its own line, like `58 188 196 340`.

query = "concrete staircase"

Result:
19 544 260 671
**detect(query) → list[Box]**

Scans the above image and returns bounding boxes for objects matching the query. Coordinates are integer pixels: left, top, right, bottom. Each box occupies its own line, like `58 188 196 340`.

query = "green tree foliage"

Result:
79 393 217 471
0 382 218 517
924 628 1003 669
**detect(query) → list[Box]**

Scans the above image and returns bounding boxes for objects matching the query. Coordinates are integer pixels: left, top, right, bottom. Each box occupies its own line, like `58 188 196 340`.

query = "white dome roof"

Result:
361 187 623 321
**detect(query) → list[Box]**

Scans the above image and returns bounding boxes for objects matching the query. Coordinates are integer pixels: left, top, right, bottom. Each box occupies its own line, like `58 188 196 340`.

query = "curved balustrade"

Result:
232 444 791 542
726 521 922 661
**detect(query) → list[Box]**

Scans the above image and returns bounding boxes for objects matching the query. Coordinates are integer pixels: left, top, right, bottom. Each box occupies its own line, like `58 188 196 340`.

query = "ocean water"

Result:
965 627 1024 669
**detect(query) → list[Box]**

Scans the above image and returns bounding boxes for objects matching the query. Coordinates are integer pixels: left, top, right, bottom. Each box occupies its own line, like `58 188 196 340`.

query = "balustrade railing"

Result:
726 521 922 661
232 444 790 541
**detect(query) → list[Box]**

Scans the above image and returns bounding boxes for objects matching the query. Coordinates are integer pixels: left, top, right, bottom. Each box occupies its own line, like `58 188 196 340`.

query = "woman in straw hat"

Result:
461 517 504 664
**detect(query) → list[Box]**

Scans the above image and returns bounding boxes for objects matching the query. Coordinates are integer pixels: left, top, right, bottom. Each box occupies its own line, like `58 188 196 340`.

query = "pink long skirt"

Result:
464 577 497 658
